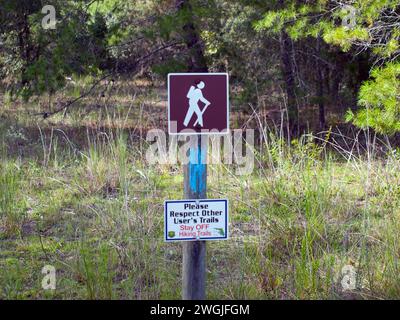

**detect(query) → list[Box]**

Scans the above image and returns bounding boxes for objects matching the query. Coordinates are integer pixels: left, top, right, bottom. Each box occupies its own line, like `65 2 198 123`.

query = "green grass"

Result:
1 82 400 300
0 160 27 237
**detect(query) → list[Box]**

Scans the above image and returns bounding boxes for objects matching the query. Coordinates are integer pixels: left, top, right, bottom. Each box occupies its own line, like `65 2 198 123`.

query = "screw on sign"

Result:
168 73 229 135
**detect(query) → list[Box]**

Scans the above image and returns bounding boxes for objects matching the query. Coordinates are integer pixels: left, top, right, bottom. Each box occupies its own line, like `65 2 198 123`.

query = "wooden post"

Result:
182 135 207 300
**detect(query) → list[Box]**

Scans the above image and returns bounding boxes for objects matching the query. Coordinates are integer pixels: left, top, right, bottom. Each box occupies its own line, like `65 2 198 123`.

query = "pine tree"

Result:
255 0 400 134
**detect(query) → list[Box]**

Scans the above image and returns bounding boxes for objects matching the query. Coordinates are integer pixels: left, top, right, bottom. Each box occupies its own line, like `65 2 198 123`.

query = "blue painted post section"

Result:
182 136 207 300
188 136 207 198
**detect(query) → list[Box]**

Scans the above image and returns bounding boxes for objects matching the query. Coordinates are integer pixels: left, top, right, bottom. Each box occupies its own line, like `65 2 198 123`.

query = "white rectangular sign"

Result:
164 199 229 242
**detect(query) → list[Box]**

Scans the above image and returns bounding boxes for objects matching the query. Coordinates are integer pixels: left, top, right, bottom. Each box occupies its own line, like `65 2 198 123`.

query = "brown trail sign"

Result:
168 73 229 135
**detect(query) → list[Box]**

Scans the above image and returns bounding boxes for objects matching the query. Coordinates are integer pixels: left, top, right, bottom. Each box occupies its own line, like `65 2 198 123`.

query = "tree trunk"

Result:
355 52 371 92
331 51 346 112
176 0 208 72
316 38 326 130
18 12 32 85
279 31 297 135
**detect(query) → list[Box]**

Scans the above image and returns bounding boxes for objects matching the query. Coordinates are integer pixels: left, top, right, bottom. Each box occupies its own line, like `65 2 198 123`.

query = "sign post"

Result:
166 72 229 300
183 136 207 300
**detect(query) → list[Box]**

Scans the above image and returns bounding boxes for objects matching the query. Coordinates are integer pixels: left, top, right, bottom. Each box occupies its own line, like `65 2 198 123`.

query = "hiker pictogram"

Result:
184 81 211 127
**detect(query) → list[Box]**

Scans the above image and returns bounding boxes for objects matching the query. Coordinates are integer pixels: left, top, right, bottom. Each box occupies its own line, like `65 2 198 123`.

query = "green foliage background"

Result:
0 0 399 133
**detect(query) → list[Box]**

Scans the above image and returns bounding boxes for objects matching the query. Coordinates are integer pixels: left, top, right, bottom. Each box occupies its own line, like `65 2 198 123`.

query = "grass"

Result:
0 159 27 237
0 78 400 299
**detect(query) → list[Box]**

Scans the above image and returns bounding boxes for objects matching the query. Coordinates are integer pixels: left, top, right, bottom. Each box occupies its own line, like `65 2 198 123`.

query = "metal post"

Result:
182 135 207 300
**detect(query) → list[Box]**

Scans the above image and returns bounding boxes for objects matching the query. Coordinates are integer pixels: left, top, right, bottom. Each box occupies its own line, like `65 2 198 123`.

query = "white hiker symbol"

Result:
183 81 211 127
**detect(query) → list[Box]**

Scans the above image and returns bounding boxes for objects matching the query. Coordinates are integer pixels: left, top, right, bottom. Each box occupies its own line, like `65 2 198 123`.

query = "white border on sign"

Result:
164 198 229 242
167 73 230 136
